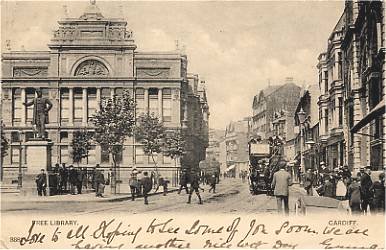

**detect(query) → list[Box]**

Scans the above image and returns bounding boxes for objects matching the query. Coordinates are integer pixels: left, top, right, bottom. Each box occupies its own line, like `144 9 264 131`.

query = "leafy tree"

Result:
92 90 136 194
135 113 165 176
163 129 186 169
71 129 92 167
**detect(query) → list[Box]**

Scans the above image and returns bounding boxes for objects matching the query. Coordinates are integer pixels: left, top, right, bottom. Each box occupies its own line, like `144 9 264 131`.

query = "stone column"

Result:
69 87 74 124
144 88 149 114
82 88 88 125
110 88 115 99
158 88 163 121
21 88 26 125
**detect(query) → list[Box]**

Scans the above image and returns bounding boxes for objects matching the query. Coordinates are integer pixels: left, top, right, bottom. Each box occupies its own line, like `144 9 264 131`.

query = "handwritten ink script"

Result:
2 215 384 249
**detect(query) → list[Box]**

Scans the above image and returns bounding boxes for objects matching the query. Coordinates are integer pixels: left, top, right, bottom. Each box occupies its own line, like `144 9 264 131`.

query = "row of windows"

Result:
7 145 173 165
11 87 174 123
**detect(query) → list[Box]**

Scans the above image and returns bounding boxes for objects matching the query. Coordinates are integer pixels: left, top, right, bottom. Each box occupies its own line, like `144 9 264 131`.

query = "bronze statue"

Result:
23 88 53 139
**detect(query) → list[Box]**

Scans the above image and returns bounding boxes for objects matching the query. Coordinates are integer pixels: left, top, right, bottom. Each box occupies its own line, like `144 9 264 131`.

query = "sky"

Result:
1 0 345 129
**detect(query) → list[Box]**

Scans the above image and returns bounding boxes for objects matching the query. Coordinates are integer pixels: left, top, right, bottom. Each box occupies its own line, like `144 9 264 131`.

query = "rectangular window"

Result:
60 145 69 164
11 131 20 142
338 52 342 79
163 88 172 122
135 88 145 117
11 146 20 164
25 132 34 141
115 88 124 97
61 88 70 122
101 146 110 164
26 88 35 123
101 88 111 98
88 88 97 121
13 88 22 123
135 146 144 164
325 109 329 132
338 97 343 126
88 145 96 165
324 71 328 93
149 88 158 117
74 88 83 122
163 154 172 164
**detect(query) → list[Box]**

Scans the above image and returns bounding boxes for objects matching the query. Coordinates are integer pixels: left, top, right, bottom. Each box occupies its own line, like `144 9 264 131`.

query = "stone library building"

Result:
1 2 209 187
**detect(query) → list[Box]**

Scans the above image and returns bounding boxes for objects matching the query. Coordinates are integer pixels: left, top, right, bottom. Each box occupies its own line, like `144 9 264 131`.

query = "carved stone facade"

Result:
1 2 209 189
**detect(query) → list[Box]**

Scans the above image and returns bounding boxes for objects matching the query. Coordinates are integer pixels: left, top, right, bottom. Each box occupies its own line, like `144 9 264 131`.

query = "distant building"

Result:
224 118 250 177
206 129 225 161
294 85 321 171
252 78 301 140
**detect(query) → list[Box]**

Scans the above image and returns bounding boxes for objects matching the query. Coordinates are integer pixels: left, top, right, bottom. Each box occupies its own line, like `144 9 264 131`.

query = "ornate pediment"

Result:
13 67 48 77
75 60 109 76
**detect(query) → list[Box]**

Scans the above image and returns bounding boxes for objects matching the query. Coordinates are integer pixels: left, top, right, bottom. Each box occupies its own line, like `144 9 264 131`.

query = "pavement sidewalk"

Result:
1 187 179 204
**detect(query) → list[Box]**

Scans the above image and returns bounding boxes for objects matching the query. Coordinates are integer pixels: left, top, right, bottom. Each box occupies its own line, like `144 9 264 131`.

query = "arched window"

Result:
75 60 108 76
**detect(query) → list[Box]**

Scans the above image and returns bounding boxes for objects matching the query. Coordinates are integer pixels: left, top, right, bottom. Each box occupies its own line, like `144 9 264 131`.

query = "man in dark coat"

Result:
22 88 52 139
348 176 362 215
140 172 153 205
76 167 84 194
360 167 373 214
322 178 335 198
177 170 189 194
187 172 204 204
94 169 105 197
68 165 78 195
271 163 292 215
35 169 47 196
369 173 385 214
208 174 217 193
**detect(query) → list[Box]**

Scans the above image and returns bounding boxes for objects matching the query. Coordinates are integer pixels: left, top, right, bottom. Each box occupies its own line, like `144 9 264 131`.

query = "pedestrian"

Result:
140 171 153 205
359 166 373 214
76 167 84 194
208 174 217 193
178 170 189 194
137 170 143 195
347 176 362 215
341 165 351 185
62 163 68 191
187 171 204 204
81 167 88 189
94 169 105 197
129 170 139 201
322 178 335 198
304 169 314 196
162 177 169 196
369 173 385 214
335 176 347 200
68 165 78 195
35 169 47 196
271 162 292 215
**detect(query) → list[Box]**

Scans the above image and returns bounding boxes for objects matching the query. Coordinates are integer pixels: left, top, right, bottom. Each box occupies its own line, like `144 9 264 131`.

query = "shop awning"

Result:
226 165 235 171
351 99 385 133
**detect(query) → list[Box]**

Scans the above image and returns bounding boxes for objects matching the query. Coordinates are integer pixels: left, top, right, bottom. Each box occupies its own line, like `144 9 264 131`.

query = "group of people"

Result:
127 168 208 205
303 162 385 215
35 163 108 197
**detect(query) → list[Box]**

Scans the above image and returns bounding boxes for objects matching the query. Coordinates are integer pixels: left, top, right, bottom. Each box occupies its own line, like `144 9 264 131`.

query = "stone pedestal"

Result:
21 139 53 196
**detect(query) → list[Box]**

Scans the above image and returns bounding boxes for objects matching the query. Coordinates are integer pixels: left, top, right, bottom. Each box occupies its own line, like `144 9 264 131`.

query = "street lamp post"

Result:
297 108 306 175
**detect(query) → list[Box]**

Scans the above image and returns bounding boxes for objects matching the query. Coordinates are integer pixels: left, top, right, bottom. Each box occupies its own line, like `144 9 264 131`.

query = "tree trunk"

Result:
112 153 117 195
150 152 160 191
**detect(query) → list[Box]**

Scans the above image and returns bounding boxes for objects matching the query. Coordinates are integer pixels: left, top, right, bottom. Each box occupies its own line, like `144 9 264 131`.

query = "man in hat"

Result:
360 166 373 214
140 172 153 205
271 162 293 215
35 169 47 196
22 88 52 139
187 170 204 204
347 176 362 215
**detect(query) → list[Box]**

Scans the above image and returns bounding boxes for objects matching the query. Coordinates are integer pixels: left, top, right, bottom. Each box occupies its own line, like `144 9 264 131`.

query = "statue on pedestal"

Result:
23 88 53 139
